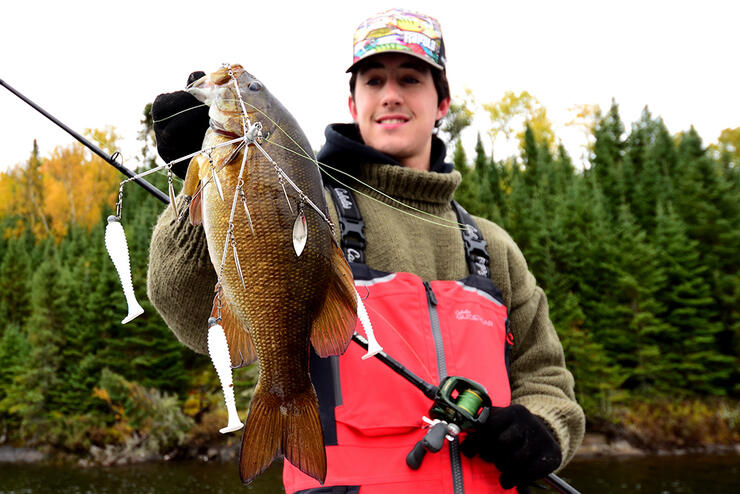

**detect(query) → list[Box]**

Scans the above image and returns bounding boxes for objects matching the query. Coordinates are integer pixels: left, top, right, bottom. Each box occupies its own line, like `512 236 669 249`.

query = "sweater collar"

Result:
317 123 460 212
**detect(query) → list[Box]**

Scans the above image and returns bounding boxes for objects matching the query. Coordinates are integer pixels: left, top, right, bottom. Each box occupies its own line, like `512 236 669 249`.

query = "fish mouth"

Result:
187 64 245 103
187 64 260 135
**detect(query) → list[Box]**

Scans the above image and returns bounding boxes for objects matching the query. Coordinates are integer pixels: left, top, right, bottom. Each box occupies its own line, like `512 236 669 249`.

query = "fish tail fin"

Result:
310 242 358 357
239 384 326 485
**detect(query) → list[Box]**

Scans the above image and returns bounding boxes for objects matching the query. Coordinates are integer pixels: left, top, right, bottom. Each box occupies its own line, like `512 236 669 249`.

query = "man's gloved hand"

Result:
460 404 561 491
151 71 210 179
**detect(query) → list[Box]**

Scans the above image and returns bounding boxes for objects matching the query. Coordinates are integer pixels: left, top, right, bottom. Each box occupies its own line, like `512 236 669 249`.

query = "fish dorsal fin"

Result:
310 242 358 357
211 289 257 368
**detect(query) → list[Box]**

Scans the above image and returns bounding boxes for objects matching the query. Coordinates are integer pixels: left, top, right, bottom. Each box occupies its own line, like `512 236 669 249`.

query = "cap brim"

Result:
346 50 444 73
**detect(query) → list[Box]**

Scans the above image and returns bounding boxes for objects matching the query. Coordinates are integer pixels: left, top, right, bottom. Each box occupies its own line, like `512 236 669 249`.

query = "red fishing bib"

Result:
283 190 515 493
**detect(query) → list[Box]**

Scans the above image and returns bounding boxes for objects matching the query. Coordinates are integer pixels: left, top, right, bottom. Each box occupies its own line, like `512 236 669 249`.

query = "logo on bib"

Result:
455 309 494 327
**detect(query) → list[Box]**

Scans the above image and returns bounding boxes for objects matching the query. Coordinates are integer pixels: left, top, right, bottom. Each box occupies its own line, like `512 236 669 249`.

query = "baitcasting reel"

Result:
407 376 492 469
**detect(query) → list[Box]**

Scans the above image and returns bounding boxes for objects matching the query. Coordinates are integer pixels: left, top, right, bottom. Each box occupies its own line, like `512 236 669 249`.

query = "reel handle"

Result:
406 421 448 470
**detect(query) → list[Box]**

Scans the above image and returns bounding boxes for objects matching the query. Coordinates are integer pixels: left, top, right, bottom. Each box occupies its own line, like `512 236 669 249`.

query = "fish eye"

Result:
249 81 262 91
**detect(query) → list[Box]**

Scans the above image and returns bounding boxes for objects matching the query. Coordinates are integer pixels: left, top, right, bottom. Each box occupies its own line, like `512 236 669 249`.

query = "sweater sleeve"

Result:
146 194 218 355
479 220 585 468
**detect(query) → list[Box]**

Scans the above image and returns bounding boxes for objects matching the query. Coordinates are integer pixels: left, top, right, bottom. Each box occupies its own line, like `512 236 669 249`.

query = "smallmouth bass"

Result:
183 64 357 484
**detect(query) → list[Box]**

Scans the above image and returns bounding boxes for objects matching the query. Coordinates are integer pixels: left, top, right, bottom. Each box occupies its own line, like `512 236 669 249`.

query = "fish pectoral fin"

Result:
239 385 326 485
189 183 204 226
183 156 202 197
211 290 257 368
219 141 246 170
310 242 358 357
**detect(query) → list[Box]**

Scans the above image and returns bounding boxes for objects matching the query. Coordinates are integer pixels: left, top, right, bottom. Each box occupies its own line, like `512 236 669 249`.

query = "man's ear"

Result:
348 95 358 121
436 96 451 121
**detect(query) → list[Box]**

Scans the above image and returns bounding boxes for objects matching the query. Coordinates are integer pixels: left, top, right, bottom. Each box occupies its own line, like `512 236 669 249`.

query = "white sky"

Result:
1 0 738 173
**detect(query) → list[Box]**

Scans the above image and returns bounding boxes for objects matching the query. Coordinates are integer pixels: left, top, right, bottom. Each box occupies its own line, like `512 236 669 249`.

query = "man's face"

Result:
348 53 450 171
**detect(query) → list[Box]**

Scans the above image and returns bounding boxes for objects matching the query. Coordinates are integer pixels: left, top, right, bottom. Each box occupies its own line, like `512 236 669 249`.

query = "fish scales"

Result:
184 65 357 485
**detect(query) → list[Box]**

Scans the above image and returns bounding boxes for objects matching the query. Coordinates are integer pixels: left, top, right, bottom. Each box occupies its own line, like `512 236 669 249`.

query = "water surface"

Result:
1 454 738 493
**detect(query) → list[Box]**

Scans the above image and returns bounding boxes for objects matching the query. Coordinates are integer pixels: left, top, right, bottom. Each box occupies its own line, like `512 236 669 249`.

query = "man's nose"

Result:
381 80 403 107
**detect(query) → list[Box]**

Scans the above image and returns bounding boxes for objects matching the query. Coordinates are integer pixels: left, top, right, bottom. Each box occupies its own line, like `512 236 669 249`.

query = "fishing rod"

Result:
6 74 580 492
0 77 169 204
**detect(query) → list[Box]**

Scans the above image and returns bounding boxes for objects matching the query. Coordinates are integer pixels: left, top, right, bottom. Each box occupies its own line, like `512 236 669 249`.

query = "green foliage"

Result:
617 399 740 448
446 96 739 418
0 124 211 451
0 98 737 455
93 368 193 458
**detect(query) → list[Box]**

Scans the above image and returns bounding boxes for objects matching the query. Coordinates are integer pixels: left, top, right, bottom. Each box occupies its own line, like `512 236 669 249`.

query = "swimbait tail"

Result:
105 216 144 324
356 289 382 359
207 317 244 433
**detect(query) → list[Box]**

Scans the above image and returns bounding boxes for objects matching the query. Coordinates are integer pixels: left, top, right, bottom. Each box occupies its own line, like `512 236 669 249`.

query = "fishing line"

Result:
225 97 469 231
362 302 434 382
264 137 468 231
152 103 208 123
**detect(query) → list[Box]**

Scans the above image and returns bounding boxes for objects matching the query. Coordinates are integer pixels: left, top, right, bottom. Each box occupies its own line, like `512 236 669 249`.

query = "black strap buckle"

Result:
452 201 491 279
337 216 366 263
329 186 367 264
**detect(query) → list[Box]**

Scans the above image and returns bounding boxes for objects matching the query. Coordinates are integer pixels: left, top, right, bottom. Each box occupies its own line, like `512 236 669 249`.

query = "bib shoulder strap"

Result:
451 201 491 279
327 186 366 264
326 186 490 278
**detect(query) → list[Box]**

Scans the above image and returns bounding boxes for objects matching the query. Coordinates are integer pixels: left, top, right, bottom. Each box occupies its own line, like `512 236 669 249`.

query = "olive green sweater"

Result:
147 163 585 467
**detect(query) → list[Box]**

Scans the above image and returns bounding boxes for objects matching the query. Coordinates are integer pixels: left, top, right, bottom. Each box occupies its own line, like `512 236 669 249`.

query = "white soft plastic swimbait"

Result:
356 289 382 359
207 318 244 433
105 216 144 324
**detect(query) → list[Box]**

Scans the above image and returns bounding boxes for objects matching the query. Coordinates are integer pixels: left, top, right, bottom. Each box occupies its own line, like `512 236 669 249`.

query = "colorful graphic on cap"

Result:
349 9 446 71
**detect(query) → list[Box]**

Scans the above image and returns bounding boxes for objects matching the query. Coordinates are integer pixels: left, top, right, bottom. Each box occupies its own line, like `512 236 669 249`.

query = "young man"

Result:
148 9 584 494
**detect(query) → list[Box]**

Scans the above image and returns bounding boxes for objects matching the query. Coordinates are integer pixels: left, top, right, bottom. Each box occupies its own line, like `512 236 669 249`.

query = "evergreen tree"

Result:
452 139 483 215
521 124 541 190
653 202 733 395
0 235 33 329
472 133 498 220
622 110 675 232
609 205 671 395
2 254 66 440
674 128 740 390
589 101 625 219
486 157 506 223
0 324 32 431
549 144 575 198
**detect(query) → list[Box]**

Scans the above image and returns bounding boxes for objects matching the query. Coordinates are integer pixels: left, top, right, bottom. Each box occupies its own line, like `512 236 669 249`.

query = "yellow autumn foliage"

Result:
0 128 121 241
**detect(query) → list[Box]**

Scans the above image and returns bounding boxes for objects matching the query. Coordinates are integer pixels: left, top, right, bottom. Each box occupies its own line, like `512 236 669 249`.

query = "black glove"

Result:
151 71 210 179
460 404 561 491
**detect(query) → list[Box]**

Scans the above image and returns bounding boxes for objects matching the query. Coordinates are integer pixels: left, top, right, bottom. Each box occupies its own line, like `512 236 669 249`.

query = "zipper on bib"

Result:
423 282 445 377
423 281 465 494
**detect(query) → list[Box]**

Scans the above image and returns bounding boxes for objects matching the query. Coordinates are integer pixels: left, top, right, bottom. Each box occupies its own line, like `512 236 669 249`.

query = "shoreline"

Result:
2 433 739 466
573 432 740 458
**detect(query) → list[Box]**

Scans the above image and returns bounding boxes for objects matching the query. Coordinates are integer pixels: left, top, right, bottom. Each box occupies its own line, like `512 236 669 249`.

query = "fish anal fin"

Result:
239 385 326 485
310 242 358 357
211 291 257 368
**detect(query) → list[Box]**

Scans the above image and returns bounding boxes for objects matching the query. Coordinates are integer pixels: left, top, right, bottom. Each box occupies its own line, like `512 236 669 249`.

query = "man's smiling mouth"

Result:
376 115 410 125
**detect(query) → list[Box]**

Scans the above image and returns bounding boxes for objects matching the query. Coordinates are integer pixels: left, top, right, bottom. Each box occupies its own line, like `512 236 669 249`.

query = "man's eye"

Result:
366 78 382 86
403 76 420 84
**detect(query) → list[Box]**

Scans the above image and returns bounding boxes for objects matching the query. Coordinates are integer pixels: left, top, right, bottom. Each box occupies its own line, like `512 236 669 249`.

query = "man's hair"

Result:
348 60 450 107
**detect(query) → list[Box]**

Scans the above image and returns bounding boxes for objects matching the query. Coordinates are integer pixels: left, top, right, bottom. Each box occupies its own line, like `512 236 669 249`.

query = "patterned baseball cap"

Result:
347 9 446 73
